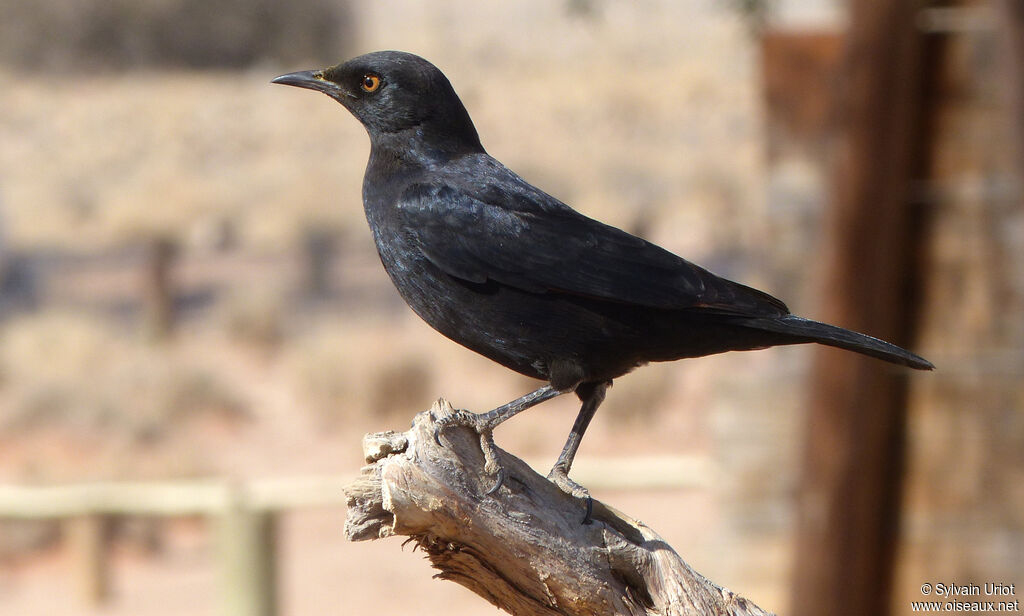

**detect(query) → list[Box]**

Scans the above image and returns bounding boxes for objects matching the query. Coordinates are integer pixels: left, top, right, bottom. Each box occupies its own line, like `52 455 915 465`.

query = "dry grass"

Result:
0 311 248 483
0 3 765 262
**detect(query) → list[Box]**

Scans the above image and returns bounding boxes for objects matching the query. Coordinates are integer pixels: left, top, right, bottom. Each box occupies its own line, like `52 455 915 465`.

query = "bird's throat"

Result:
369 126 483 172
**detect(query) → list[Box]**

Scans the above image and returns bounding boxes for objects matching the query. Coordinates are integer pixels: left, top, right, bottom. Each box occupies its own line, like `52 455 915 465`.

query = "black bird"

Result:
273 51 932 517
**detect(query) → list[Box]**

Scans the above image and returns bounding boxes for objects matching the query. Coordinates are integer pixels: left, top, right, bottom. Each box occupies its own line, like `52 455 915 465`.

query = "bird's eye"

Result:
361 74 381 92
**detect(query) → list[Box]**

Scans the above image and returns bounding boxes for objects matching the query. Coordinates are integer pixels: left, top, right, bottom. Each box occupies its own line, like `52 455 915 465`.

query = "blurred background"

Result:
0 0 1020 615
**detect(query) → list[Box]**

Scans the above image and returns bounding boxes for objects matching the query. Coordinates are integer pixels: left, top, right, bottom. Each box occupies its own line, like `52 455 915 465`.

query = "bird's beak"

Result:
271 70 341 96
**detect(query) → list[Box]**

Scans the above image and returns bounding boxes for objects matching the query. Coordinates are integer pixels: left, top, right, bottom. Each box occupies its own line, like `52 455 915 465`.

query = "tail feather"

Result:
743 315 934 370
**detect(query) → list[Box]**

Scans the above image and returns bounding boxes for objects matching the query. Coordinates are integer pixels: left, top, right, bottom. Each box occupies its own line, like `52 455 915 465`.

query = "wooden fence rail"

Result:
0 476 352 616
0 457 714 616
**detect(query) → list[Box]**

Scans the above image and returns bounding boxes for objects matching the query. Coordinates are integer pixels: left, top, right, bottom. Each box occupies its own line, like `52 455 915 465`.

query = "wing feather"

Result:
398 172 788 316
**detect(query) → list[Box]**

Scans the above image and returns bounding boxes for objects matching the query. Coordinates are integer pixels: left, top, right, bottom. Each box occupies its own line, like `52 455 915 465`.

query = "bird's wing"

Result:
398 179 788 316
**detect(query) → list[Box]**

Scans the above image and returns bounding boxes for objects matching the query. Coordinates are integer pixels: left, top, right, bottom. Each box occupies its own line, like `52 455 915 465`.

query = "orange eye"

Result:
361 74 381 92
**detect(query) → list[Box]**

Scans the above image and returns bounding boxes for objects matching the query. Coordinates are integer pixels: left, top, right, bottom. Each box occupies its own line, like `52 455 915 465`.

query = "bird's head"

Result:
272 51 482 156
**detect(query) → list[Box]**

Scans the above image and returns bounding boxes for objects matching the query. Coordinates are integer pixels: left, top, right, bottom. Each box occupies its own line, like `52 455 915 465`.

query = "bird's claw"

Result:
484 467 507 496
433 408 478 442
581 497 593 525
432 409 509 496
547 465 594 525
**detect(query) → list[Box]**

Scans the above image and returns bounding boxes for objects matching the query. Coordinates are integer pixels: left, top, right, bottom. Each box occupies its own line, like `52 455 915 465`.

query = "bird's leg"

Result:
434 384 564 494
547 381 609 524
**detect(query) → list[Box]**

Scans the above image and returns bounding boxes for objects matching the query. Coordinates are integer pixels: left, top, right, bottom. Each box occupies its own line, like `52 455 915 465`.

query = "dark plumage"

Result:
273 51 932 520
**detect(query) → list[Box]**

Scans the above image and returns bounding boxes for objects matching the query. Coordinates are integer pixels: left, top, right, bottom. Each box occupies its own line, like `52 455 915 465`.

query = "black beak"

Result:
271 70 341 96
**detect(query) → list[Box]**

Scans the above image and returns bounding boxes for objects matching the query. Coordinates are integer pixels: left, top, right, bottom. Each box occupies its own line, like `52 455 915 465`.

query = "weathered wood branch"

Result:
344 399 773 616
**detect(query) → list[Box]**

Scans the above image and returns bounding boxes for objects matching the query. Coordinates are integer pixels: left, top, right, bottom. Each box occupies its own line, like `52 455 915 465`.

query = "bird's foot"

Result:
434 409 507 494
547 464 594 525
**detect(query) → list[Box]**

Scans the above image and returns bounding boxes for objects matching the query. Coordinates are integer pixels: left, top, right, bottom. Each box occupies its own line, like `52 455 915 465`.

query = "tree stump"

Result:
344 399 773 616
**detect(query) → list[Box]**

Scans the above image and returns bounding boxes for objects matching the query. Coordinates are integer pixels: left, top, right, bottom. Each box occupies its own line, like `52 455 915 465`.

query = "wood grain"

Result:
345 399 773 616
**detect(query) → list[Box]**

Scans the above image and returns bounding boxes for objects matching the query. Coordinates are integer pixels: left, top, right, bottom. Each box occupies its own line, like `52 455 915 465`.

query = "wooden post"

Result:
789 2 938 616
760 30 844 161
141 235 178 340
301 227 337 298
998 0 1024 169
216 488 278 616
345 400 773 616
67 515 110 606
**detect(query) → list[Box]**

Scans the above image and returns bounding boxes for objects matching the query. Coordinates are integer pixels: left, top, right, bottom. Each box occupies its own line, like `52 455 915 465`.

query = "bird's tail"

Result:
742 315 934 370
